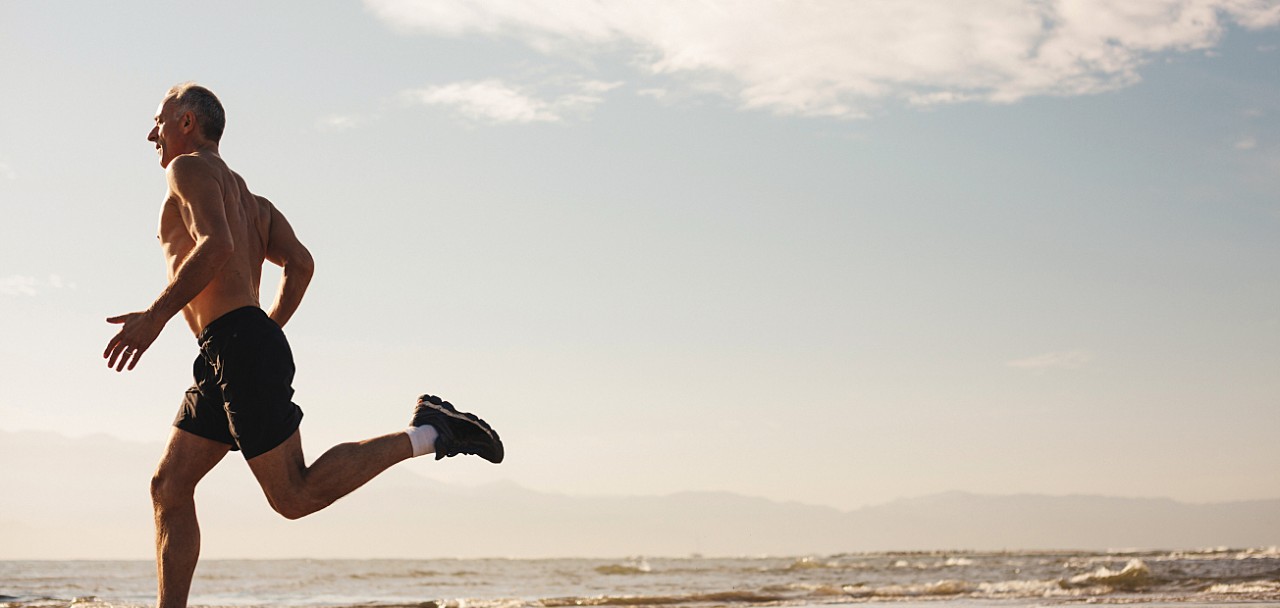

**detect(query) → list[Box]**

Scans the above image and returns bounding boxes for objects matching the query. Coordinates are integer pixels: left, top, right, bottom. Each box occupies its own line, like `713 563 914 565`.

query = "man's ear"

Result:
180 110 197 134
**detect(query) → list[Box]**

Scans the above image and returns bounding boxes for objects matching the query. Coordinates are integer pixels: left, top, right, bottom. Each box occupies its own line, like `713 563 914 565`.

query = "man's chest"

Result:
156 196 196 261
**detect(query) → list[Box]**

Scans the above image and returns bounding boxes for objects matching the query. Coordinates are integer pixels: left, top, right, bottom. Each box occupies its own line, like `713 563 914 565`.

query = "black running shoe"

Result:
411 394 504 463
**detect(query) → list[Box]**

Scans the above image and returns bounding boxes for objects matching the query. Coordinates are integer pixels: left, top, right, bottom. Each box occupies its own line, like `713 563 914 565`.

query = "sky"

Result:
1 0 1278 515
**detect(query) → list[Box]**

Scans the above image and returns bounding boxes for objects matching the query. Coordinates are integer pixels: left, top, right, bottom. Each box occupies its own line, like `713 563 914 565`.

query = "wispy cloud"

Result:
1235 136 1259 150
0 161 15 180
1 274 76 297
1006 349 1093 371
365 0 1280 118
400 78 619 124
317 113 371 132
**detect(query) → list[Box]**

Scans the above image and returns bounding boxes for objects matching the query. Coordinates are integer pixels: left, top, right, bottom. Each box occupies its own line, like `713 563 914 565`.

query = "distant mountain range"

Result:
2 430 1277 559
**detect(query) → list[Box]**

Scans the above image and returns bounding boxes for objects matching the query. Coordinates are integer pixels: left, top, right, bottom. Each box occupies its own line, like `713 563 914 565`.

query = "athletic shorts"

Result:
173 306 304 459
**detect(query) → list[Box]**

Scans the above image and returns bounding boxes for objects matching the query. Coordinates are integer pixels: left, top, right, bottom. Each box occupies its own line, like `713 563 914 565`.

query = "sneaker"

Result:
411 394 504 463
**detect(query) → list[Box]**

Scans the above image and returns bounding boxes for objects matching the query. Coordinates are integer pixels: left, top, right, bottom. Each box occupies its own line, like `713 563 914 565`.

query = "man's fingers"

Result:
105 339 131 369
104 329 129 359
115 347 134 372
105 313 137 366
107 344 145 372
106 344 123 368
104 314 130 359
103 311 153 372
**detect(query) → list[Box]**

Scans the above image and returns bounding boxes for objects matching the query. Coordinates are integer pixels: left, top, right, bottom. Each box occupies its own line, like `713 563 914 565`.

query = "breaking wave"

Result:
1063 558 1155 590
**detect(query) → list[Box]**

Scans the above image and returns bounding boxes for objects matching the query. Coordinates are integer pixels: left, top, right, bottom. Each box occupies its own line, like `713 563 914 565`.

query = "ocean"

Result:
3 548 1279 608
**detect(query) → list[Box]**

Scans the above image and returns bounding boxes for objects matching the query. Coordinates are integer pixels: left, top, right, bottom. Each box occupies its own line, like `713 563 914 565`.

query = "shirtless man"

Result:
104 83 503 608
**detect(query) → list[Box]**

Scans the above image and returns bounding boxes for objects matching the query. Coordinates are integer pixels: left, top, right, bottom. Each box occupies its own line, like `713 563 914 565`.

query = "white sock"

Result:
405 425 439 458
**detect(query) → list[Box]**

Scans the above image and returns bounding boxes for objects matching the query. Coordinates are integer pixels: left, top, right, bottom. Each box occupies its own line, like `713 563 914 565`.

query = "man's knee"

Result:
256 473 328 520
151 429 230 511
150 468 194 509
264 488 326 520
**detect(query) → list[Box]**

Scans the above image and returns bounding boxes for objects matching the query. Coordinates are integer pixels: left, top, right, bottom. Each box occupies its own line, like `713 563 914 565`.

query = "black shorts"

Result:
173 306 304 459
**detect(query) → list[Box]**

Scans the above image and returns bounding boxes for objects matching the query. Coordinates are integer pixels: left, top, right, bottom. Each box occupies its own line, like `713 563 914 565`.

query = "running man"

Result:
104 82 503 608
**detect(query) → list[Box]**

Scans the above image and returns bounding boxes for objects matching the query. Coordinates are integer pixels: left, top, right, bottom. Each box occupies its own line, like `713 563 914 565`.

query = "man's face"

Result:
147 99 190 168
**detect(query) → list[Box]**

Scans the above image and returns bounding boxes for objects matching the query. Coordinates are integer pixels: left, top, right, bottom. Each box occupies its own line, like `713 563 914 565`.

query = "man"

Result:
104 82 504 608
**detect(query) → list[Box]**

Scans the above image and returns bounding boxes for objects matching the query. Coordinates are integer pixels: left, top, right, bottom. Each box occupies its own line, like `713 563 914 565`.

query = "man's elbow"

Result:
288 248 316 279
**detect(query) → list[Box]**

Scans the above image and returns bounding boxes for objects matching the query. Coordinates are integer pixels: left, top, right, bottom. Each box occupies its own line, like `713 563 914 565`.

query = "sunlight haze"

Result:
1 0 1277 547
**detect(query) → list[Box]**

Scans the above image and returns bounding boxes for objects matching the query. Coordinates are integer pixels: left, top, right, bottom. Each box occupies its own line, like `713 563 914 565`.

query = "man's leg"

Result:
151 428 230 608
247 394 503 520
246 429 411 520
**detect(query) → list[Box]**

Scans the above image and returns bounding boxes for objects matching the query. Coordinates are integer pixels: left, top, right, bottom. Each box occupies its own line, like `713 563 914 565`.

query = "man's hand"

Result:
104 311 165 372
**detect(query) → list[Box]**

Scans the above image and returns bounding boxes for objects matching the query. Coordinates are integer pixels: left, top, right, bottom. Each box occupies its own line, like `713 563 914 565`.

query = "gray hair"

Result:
165 82 226 143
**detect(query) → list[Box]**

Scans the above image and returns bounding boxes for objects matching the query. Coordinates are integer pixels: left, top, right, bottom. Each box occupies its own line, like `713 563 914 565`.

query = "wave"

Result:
867 579 974 597
782 557 838 571
595 559 652 575
346 569 443 580
1179 546 1280 560
342 604 444 608
781 554 975 572
1063 558 1156 591
779 556 880 572
975 579 1064 598
539 591 784 607
1207 581 1280 595
759 582 857 596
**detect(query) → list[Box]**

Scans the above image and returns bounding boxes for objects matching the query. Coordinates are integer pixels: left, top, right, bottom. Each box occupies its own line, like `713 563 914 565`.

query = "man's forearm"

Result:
149 237 232 322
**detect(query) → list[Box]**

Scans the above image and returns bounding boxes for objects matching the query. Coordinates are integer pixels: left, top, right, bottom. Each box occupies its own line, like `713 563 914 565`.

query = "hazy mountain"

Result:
2 430 1277 559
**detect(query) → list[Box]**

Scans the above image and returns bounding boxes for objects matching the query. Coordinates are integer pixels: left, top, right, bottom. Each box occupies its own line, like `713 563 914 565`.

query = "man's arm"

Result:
104 156 233 371
260 195 314 327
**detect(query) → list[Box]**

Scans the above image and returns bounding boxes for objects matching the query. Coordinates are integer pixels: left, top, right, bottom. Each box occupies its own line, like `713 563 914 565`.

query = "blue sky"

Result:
1 0 1278 511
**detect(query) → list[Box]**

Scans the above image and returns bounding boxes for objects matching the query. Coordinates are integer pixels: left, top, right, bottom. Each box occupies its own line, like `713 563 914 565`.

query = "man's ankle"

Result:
405 425 438 457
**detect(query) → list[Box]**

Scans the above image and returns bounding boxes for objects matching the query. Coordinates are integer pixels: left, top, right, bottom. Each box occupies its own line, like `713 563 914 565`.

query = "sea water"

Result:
3 548 1279 607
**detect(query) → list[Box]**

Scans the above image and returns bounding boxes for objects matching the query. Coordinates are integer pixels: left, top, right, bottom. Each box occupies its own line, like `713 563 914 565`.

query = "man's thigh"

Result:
245 429 307 504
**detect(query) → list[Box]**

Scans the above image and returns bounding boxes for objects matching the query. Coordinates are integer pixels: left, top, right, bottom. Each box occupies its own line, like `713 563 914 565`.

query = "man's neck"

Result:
190 142 220 158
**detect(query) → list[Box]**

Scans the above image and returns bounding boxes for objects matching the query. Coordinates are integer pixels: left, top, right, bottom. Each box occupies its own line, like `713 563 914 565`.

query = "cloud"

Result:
400 78 620 124
1235 136 1259 150
1 275 76 297
0 161 15 180
317 114 369 131
1007 349 1093 371
366 0 1280 118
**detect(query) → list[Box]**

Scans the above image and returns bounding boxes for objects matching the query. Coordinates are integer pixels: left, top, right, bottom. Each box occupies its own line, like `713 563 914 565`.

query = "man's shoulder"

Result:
165 153 213 180
165 153 232 197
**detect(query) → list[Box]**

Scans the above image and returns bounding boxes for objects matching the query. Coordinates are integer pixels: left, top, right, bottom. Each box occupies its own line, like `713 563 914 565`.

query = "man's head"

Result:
148 82 225 168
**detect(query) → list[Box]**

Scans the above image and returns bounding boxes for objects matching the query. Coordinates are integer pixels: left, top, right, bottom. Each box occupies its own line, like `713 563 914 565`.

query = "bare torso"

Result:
106 92 312 373
158 151 271 335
